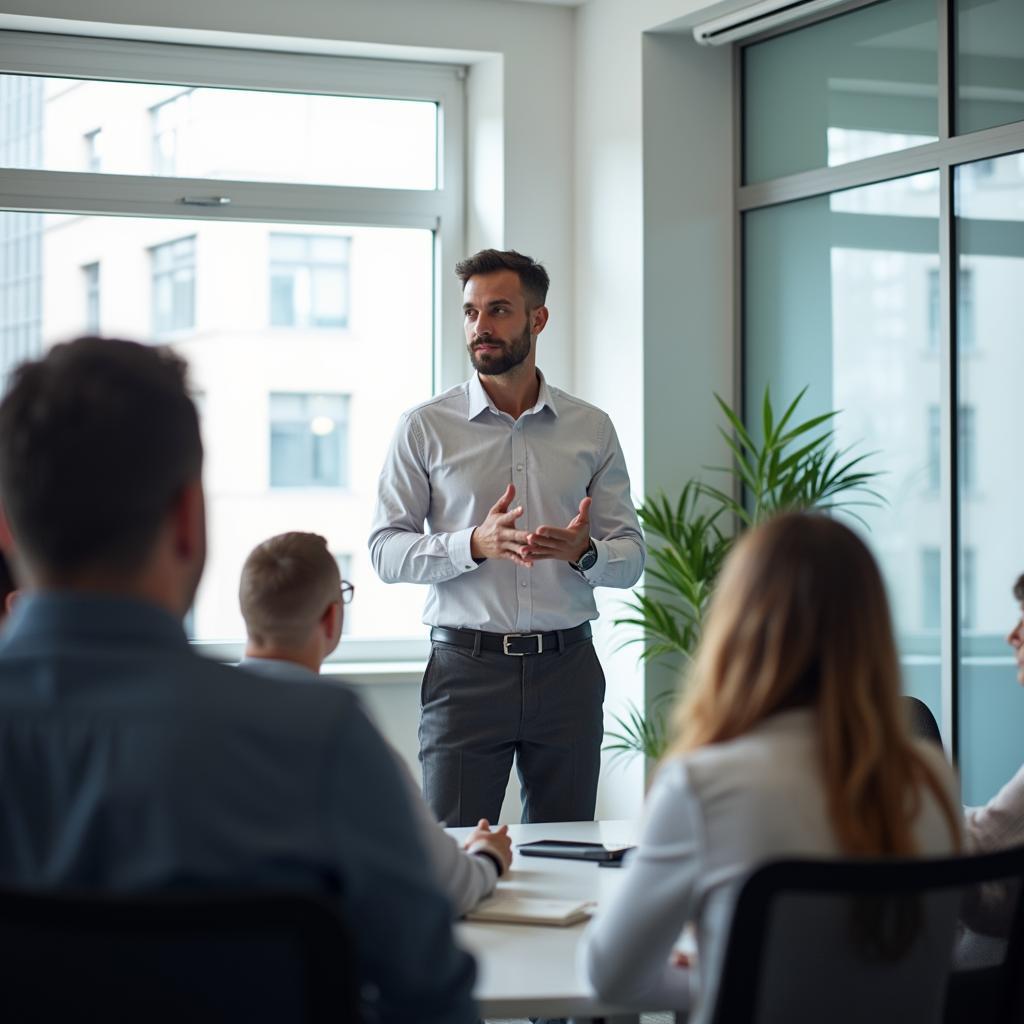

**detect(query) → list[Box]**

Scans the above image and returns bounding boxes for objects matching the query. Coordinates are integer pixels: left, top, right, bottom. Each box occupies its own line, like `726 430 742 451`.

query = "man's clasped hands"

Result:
469 484 591 567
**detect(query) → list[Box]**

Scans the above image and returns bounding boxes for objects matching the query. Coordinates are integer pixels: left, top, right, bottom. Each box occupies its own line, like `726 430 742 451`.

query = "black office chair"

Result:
0 888 360 1023
706 845 1024 1024
904 695 944 747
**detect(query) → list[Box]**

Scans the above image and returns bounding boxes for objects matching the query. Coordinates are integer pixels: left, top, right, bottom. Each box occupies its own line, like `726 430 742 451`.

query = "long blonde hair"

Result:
669 512 960 856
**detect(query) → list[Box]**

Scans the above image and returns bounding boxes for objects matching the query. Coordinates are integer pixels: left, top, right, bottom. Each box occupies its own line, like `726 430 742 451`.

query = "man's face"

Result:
462 270 537 376
1007 606 1024 684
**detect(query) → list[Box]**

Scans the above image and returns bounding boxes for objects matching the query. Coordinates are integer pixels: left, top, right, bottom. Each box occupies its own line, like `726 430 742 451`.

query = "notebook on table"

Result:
465 895 595 926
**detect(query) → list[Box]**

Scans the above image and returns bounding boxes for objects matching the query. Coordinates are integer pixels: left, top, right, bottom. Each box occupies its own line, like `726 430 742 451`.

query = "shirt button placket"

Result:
513 422 529 632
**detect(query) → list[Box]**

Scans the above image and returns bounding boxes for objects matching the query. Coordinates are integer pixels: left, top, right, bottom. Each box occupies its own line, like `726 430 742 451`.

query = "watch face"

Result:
578 544 598 570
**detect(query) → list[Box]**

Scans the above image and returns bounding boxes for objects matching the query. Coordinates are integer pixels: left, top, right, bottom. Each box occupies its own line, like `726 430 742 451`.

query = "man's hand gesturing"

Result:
525 496 592 563
470 484 534 567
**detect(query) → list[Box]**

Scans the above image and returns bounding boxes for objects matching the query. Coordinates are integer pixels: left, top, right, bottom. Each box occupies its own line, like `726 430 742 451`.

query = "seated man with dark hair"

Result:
0 336 476 1024
238 530 512 917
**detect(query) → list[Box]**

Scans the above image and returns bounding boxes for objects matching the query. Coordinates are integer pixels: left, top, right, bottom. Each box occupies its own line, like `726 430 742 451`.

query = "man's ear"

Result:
321 599 342 657
0 503 15 555
171 479 205 562
530 305 549 337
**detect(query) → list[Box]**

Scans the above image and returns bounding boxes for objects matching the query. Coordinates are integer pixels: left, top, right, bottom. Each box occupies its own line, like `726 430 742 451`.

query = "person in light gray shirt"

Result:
236 530 513 917
0 337 477 1024
580 514 961 1021
369 249 645 826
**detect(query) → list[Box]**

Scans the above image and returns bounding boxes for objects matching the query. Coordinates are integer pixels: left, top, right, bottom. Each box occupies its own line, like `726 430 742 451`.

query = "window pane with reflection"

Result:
956 151 1024 803
745 173 942 723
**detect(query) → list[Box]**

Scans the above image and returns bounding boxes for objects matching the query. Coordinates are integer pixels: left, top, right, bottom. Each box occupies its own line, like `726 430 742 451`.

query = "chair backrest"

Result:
708 845 1024 1024
0 888 360 1024
904 696 944 747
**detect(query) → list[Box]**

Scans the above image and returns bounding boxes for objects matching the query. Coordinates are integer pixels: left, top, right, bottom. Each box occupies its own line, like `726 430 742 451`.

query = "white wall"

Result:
575 0 735 813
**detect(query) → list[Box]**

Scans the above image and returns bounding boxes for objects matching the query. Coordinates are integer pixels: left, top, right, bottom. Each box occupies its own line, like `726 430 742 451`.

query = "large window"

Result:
740 0 1024 801
0 33 465 661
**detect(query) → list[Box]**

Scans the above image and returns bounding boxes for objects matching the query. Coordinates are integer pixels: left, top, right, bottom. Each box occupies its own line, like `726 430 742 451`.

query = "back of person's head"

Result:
0 336 203 592
670 512 960 856
239 532 341 651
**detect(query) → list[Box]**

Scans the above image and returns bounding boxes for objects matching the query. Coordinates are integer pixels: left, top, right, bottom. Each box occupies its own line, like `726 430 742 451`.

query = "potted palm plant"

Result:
606 386 883 763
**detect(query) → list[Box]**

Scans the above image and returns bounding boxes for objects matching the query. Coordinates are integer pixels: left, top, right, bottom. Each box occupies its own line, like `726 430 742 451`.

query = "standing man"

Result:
369 249 645 826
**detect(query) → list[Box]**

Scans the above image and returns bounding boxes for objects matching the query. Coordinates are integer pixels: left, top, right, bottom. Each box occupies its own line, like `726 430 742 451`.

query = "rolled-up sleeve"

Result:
368 413 481 584
577 420 645 589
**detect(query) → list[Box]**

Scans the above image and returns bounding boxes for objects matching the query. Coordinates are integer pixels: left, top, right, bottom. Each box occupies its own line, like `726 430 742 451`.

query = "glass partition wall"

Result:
739 0 1024 801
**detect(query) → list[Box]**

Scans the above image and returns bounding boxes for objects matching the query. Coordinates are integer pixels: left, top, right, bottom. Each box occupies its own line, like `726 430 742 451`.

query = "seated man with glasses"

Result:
238 531 512 916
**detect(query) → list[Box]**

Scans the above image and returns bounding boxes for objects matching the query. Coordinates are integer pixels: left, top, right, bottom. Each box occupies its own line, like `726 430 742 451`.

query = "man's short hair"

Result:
1014 574 1024 604
454 249 550 308
0 336 202 579
239 532 341 648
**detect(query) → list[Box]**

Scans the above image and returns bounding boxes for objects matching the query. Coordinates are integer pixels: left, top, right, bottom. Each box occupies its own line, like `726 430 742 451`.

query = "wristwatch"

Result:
570 539 598 573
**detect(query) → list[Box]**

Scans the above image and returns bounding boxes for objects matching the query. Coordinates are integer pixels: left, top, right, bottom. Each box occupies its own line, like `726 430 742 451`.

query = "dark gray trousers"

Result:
418 635 605 827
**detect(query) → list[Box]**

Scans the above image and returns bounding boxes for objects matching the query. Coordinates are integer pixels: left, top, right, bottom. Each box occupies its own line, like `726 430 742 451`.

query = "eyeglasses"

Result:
340 581 355 605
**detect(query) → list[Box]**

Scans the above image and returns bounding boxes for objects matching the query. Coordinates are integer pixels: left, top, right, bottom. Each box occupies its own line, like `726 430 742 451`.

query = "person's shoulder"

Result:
400 381 471 423
546 382 612 421
185 656 364 728
912 736 958 792
667 711 818 794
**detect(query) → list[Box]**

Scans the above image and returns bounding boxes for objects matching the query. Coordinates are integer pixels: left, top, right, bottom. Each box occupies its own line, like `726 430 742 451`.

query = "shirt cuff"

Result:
575 537 609 585
469 846 503 880
448 527 481 575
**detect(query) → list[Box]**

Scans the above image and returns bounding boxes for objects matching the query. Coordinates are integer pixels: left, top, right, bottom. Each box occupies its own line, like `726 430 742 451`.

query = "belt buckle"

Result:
502 632 543 656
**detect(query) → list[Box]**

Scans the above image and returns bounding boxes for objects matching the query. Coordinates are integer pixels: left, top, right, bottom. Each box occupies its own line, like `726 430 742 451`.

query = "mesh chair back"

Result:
709 846 1024 1024
0 889 360 1024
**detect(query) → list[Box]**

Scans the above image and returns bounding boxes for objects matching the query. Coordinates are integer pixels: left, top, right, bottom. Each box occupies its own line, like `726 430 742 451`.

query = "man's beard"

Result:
468 322 532 376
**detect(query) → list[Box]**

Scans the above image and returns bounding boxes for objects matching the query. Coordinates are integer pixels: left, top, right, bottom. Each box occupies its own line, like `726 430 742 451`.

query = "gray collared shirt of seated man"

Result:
238 655 502 917
369 370 645 632
0 592 477 1024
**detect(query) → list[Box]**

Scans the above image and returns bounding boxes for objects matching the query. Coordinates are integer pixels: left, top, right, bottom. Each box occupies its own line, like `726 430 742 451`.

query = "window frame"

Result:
735 0 1024 765
0 29 467 669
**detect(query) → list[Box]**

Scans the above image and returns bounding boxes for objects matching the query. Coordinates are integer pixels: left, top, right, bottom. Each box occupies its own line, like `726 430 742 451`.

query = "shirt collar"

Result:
466 369 559 421
237 656 319 684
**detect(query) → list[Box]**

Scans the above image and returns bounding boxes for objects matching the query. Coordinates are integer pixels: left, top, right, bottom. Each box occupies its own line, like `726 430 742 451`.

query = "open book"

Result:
465 895 595 927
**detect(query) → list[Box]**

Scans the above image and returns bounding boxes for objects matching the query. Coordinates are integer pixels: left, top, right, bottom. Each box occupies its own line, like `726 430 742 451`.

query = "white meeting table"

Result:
449 819 665 1023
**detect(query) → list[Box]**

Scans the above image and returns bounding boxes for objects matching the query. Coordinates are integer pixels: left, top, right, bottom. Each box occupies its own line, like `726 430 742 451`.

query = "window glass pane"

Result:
743 0 938 184
744 172 942 722
0 75 438 190
955 0 1024 135
268 232 350 329
956 151 1024 803
0 210 433 644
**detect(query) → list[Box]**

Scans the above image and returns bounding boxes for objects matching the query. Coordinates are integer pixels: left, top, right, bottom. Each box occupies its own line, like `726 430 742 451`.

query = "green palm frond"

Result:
608 385 885 764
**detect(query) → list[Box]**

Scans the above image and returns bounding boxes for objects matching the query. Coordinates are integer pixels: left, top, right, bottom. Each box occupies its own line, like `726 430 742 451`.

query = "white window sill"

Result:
320 660 425 685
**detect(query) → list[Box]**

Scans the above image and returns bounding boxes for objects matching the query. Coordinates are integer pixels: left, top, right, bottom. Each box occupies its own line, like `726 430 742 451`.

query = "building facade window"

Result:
927 267 975 352
83 262 100 333
150 90 193 177
84 128 102 172
269 233 351 328
150 236 195 336
270 393 350 489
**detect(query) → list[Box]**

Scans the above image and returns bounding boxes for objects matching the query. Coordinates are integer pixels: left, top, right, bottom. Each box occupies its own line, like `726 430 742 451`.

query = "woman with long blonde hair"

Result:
580 512 961 1018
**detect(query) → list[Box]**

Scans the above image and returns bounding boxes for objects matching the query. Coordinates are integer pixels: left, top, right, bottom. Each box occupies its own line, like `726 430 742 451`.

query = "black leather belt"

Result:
430 622 592 656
